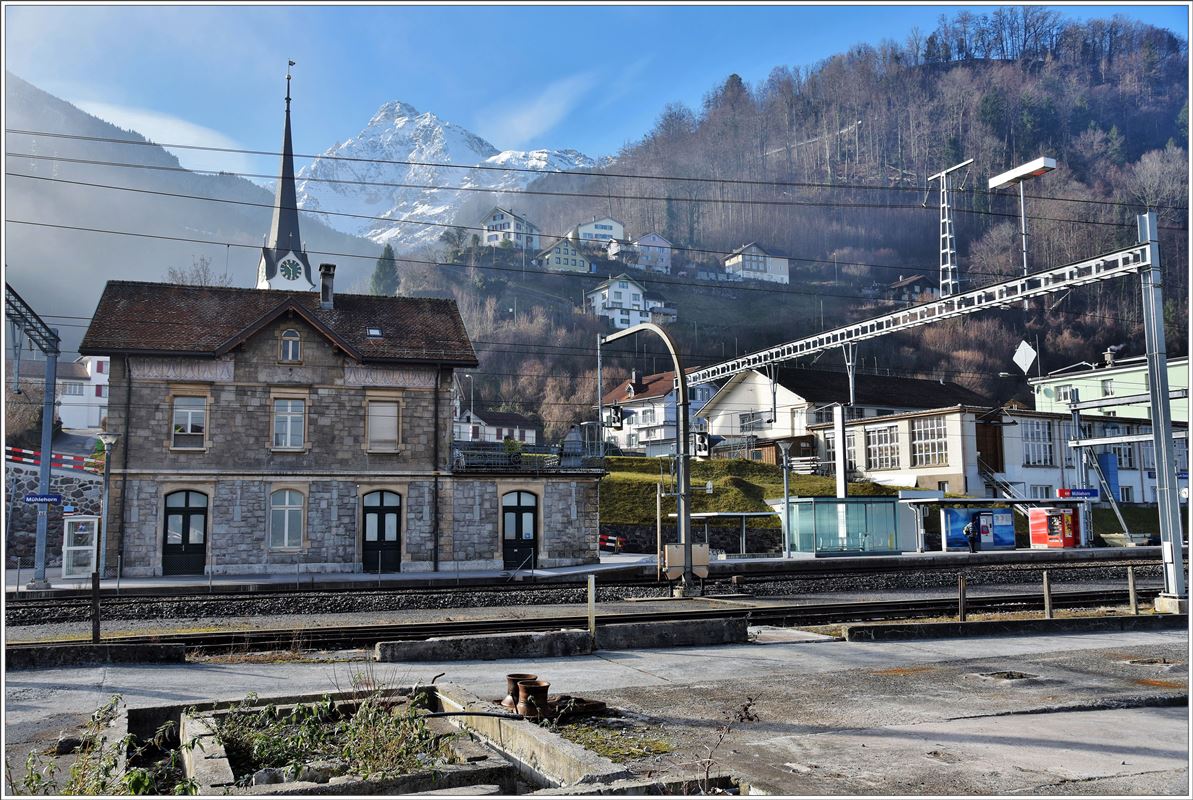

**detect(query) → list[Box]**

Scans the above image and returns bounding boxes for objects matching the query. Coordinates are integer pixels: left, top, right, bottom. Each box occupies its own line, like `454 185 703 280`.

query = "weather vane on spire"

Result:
285 59 295 109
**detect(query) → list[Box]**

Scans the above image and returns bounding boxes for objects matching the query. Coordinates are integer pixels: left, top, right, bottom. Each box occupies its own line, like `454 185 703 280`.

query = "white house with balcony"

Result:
1029 353 1188 422
808 405 1189 506
568 217 625 244
609 232 672 274
600 369 714 455
585 274 670 330
480 207 540 250
723 242 789 284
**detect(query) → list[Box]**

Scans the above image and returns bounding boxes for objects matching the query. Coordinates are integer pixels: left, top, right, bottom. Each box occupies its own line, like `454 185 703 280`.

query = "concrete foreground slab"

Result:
4 629 1188 795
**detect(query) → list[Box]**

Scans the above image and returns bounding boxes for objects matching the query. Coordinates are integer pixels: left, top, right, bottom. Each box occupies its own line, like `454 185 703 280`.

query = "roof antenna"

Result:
286 60 295 112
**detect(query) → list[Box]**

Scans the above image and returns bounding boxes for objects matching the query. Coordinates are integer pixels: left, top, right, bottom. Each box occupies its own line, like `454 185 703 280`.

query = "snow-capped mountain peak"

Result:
296 101 591 248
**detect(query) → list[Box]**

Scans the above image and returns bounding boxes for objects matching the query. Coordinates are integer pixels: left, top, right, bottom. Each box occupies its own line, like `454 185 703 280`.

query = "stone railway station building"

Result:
79 278 601 577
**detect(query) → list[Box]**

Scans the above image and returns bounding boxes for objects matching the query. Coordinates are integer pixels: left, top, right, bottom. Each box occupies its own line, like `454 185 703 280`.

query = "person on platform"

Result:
963 515 981 553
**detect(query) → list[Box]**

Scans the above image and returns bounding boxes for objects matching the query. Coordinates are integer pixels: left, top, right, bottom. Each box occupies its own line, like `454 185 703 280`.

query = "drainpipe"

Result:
432 363 442 572
116 355 132 578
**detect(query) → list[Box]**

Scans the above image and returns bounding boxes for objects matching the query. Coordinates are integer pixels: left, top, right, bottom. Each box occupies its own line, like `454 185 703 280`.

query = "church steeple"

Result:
257 60 315 291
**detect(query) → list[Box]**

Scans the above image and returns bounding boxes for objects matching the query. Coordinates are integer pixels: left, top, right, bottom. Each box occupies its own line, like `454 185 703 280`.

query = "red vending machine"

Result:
1029 507 1079 548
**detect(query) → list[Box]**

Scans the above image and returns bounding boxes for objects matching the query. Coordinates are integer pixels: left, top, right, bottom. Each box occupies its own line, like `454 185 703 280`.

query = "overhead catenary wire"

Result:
6 127 1187 212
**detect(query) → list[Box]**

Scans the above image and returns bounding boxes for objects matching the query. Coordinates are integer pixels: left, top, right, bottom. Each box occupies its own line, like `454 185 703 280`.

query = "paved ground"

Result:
4 628 1187 794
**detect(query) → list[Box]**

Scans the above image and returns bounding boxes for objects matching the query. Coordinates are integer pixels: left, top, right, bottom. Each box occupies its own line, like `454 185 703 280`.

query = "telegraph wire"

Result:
7 127 1186 212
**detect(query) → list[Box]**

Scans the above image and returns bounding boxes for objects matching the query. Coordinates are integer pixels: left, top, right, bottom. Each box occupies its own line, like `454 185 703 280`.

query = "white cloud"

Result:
73 101 256 175
477 71 600 148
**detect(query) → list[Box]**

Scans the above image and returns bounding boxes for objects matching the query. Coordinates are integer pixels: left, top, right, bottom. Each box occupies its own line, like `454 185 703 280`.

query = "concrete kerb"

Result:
4 643 187 671
528 772 742 795
846 612 1189 641
376 618 750 663
434 682 633 788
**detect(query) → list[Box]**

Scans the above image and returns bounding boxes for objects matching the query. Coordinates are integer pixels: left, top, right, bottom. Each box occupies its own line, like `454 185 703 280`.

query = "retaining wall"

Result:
4 463 101 568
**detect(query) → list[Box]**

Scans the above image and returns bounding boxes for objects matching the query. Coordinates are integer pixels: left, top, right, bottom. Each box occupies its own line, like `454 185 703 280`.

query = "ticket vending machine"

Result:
1028 507 1079 549
62 515 100 578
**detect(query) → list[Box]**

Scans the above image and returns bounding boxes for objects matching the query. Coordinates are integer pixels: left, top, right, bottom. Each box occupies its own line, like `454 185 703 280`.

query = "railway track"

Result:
6 588 1159 654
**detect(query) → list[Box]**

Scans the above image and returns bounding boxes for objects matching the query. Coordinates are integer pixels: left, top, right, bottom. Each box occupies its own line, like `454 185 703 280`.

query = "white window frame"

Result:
864 425 899 470
269 489 305 549
1023 419 1055 466
911 415 948 467
272 396 307 450
279 329 302 363
365 397 403 453
1029 484 1054 500
171 395 207 449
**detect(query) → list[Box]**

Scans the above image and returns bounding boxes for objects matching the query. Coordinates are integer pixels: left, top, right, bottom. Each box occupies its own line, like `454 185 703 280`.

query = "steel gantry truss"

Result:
5 282 61 589
683 213 1184 606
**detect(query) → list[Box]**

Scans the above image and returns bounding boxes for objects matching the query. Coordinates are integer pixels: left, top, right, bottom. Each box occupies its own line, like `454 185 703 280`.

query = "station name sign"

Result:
1057 488 1099 499
24 493 63 504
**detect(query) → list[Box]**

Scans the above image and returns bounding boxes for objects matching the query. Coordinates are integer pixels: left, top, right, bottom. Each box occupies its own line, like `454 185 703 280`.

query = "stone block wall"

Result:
112 472 600 576
5 464 101 568
600 522 781 555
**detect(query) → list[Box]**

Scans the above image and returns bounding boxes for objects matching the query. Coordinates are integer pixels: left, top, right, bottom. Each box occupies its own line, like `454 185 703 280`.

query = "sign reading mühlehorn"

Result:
24 493 63 504
1057 488 1099 499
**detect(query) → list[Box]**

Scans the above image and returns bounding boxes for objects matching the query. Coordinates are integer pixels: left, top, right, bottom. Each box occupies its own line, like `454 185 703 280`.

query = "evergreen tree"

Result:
369 244 399 296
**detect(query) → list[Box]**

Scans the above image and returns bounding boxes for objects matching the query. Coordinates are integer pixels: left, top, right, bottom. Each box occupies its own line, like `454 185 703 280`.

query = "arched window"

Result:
270 489 304 548
162 490 207 575
279 329 302 362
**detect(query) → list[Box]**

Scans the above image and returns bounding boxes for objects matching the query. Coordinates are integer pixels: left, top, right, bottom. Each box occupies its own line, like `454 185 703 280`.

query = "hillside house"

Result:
480 207 541 250
454 408 542 445
723 243 790 284
888 274 936 303
568 216 625 244
601 369 714 455
585 274 669 330
537 239 592 273
609 232 672 274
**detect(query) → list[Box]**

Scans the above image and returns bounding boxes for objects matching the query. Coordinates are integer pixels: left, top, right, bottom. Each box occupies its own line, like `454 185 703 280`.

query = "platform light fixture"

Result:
989 157 1056 308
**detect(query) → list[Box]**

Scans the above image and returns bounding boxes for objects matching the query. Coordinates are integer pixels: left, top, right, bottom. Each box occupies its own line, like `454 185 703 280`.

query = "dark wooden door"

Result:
975 422 1004 472
502 491 537 570
362 491 402 572
162 491 207 575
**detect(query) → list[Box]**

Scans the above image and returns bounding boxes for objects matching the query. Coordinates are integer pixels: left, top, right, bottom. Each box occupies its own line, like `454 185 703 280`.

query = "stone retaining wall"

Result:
4 463 101 568
600 522 781 555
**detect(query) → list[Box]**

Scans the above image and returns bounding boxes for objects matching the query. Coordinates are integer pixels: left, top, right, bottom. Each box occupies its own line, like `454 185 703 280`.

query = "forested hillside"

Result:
417 9 1187 438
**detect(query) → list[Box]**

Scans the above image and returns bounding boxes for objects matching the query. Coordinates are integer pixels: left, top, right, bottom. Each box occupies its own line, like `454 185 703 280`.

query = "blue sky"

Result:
5 3 1188 172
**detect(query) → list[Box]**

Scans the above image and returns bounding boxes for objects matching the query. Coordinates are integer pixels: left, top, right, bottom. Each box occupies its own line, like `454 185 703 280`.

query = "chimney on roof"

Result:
319 263 335 309
631 368 639 386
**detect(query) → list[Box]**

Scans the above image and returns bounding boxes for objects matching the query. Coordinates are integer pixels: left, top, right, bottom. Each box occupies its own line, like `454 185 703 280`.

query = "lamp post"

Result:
989 157 1056 309
464 374 474 425
776 440 792 559
93 431 119 643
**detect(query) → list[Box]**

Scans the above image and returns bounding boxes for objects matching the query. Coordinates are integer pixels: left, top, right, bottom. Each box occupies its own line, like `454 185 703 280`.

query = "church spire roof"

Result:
267 60 301 254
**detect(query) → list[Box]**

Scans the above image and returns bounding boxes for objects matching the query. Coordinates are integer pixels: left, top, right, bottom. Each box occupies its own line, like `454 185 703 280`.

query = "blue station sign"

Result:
24 493 63 504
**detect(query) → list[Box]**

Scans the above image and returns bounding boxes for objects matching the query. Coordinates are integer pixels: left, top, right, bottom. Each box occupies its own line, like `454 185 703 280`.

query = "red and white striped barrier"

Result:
5 446 103 475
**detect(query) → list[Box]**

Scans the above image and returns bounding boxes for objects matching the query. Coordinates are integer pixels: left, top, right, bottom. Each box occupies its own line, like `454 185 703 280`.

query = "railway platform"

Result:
4 545 1168 598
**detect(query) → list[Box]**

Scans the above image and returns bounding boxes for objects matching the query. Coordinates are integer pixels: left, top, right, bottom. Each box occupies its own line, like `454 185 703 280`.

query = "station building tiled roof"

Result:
79 280 478 367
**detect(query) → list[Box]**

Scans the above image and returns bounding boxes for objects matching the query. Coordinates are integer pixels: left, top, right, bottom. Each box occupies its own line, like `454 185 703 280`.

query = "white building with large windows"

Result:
808 405 1188 504
568 216 625 244
1029 353 1188 422
723 242 790 284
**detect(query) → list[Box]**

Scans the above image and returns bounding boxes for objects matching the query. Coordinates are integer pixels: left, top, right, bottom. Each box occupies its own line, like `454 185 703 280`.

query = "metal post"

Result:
740 516 747 555
98 443 113 575
655 481 662 582
1069 389 1093 547
587 574 596 640
91 572 101 643
1018 180 1029 310
833 404 847 499
30 332 59 588
777 440 792 558
958 574 967 622
1042 570 1053 619
1137 212 1186 605
595 335 604 455
1127 565 1139 615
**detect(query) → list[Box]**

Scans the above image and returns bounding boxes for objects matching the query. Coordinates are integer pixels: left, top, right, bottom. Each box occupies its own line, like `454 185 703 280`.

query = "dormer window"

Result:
366 326 383 338
280 329 302 362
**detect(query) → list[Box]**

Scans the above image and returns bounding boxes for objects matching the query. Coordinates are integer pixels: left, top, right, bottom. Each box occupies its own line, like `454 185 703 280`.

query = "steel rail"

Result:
5 588 1159 654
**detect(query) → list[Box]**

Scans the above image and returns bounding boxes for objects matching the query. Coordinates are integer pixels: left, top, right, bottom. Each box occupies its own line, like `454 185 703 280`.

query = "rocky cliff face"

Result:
295 100 594 250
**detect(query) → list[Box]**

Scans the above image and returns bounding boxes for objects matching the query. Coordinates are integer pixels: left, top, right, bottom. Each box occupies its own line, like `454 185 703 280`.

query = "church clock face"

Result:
279 258 302 280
